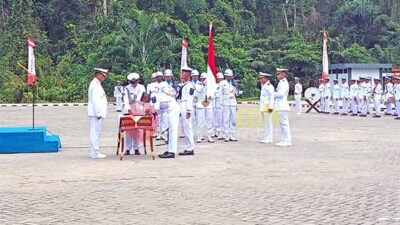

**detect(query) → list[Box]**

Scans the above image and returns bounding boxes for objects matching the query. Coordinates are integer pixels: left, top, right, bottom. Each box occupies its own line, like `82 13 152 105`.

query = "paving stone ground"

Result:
1 105 400 225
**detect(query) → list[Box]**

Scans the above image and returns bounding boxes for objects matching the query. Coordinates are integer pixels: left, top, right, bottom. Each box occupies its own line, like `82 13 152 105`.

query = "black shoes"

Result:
178 150 194 156
359 114 367 117
125 149 140 155
159 152 175 158
351 114 358 116
333 112 339 115
373 115 381 118
340 113 348 116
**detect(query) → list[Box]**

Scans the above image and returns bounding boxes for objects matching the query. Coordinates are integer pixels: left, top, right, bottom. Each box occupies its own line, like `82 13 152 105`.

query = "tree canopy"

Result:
1 0 399 103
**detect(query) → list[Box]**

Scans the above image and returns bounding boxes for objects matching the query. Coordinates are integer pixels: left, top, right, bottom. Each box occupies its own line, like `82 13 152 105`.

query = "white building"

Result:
328 63 392 85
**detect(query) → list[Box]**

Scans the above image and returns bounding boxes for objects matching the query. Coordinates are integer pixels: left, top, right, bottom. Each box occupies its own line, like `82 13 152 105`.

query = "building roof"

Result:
329 63 392 70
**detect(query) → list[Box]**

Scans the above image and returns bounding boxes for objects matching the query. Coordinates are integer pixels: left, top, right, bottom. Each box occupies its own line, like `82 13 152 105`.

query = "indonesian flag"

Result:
322 30 329 84
180 38 188 72
206 23 217 96
27 37 36 85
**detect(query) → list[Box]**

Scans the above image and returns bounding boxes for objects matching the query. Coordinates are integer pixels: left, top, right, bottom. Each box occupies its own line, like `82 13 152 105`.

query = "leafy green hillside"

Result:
1 0 399 103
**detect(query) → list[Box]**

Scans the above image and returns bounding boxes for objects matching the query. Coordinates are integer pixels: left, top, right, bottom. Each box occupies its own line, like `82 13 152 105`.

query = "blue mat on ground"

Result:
0 126 61 153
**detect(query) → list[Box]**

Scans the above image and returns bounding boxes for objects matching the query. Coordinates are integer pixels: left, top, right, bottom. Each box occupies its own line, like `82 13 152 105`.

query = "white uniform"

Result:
394 83 400 117
365 82 372 114
359 82 367 115
149 81 169 139
274 78 291 145
385 82 394 114
114 85 123 111
332 83 340 113
323 83 331 113
191 80 203 130
340 82 350 114
219 79 238 140
87 77 108 158
372 83 383 116
150 92 180 153
123 84 146 152
177 81 195 151
213 82 224 138
196 81 214 141
260 81 275 142
350 83 359 114
319 83 325 112
294 83 302 114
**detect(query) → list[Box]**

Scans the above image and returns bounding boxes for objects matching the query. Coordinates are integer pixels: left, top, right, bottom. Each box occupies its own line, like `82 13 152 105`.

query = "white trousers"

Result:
374 98 381 116
116 96 122 111
386 102 393 113
262 112 273 142
333 98 339 113
180 108 195 150
192 105 197 128
89 116 103 157
320 97 325 112
294 96 301 113
360 98 367 115
125 130 140 151
279 111 291 144
223 105 237 134
367 98 371 113
214 107 224 132
395 100 400 116
324 98 330 113
342 99 349 113
157 111 168 136
351 99 358 114
167 107 180 154
196 108 214 135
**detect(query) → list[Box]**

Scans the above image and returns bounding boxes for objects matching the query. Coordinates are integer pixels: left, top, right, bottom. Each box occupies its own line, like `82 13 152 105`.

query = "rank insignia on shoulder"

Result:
189 88 194 95
151 97 157 103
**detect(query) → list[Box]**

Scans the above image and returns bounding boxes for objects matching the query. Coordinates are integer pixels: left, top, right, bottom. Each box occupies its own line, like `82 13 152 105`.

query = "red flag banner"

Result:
206 23 217 97
27 37 36 85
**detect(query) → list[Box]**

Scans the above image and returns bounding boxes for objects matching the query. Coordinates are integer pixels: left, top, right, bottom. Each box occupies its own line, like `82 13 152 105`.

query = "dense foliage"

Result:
1 0 400 103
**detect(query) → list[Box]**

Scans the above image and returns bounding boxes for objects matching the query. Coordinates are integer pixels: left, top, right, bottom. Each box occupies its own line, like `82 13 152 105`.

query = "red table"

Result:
117 114 156 160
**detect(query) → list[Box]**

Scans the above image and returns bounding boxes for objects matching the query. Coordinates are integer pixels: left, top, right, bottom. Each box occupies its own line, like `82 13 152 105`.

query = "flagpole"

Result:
32 84 35 130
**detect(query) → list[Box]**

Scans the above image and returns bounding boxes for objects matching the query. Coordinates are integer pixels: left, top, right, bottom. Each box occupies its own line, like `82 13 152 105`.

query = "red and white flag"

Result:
206 23 217 96
322 30 329 84
180 38 188 72
27 37 36 85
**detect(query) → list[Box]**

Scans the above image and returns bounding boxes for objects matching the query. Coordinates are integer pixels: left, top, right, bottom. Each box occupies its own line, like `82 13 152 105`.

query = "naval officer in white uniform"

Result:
274 68 291 147
177 66 196 156
258 72 275 144
294 77 302 115
87 68 109 159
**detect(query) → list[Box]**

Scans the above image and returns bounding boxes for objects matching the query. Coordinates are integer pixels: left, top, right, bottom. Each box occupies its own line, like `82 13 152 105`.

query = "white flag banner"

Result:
180 38 188 72
27 37 36 85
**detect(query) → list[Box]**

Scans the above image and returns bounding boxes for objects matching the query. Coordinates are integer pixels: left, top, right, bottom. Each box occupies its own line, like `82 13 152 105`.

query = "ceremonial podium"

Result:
117 114 156 160
0 126 61 153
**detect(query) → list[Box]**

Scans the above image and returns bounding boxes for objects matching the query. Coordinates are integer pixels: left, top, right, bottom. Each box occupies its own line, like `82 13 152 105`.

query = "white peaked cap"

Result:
127 72 140 81
181 66 193 72
191 70 200 76
259 72 271 78
94 68 109 73
200 72 208 79
224 69 233 76
276 68 288 72
164 69 173 77
217 72 224 79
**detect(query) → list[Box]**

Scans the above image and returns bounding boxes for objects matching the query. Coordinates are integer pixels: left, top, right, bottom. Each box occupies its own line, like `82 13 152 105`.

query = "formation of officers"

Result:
111 66 243 159
306 76 400 119
105 67 292 159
